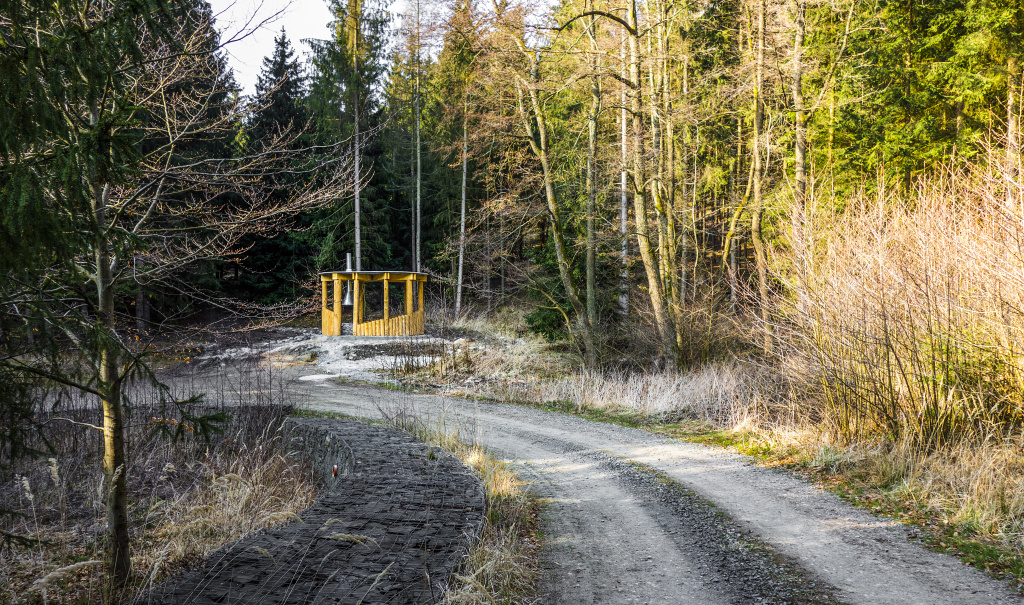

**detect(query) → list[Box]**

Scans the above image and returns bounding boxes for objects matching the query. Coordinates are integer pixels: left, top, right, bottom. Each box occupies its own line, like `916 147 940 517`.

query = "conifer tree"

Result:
2 1 352 587
236 29 315 303
307 0 392 271
252 29 308 145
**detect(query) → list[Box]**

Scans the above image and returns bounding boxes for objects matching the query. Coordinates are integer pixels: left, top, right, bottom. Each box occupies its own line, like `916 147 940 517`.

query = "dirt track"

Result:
288 379 1021 605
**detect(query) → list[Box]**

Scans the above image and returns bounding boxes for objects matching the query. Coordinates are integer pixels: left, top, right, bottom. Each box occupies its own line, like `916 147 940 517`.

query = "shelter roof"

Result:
319 271 428 282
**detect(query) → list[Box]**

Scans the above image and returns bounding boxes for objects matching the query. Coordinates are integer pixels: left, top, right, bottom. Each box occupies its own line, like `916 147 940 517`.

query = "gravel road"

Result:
285 379 1021 605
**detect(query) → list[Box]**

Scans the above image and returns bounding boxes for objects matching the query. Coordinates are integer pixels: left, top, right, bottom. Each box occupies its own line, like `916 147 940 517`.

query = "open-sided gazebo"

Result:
320 271 428 336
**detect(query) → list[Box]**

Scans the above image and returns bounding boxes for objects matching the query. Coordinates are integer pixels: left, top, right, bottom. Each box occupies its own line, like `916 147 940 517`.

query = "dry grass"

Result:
391 305 571 394
513 361 771 425
433 438 540 605
0 359 316 604
450 305 528 339
129 437 316 591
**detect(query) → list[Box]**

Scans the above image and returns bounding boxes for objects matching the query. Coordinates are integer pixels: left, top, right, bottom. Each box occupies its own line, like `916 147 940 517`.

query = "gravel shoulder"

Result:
292 380 1022 605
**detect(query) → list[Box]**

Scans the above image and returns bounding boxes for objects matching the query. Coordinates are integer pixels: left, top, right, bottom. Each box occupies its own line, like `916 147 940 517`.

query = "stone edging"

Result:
142 417 486 604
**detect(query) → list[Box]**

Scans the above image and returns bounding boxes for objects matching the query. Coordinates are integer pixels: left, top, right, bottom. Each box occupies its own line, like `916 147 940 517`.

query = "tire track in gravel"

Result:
290 380 1021 605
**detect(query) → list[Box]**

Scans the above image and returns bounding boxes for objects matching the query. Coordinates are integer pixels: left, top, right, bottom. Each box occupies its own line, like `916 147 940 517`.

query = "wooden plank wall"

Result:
353 309 424 337
322 308 340 335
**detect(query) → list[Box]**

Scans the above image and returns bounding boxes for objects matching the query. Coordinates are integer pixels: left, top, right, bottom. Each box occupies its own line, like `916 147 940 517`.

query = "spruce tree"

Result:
233 29 315 303
1 0 174 585
251 29 308 146
306 0 393 271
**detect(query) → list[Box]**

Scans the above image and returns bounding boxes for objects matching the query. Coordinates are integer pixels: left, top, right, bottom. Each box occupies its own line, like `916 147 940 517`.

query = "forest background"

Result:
4 0 1024 598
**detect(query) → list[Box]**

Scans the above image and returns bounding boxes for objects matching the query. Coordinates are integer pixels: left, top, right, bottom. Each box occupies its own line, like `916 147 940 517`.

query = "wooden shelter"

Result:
320 271 428 336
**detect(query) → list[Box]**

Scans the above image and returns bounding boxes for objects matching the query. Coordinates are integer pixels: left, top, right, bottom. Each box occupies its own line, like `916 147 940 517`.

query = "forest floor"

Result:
197 326 1023 604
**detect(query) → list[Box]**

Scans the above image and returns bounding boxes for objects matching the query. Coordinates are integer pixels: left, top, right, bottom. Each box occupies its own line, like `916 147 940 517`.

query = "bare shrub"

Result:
781 163 1024 449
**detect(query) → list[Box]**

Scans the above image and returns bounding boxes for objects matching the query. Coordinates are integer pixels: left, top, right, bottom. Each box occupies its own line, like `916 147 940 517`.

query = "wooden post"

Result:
383 277 390 322
405 279 413 316
333 274 342 336
418 281 424 313
353 275 361 326
321 278 329 334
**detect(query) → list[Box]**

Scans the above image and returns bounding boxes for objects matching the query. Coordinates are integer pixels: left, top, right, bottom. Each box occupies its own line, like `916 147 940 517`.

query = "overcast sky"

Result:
209 0 409 95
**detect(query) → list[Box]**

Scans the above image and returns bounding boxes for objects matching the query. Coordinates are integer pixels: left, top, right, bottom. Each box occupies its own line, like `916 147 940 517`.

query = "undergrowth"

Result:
0 358 316 604
383 162 1024 589
405 294 1024 590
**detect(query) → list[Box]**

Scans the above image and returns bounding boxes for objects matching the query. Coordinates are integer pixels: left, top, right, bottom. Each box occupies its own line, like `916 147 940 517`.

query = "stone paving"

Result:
142 417 486 604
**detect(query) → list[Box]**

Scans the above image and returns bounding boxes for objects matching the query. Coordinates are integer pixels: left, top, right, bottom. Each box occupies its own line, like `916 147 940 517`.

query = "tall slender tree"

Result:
307 0 390 270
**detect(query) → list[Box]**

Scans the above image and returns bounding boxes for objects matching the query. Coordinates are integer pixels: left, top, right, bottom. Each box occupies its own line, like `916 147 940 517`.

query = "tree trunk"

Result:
660 9 683 350
619 35 630 316
728 118 740 309
792 0 807 208
792 0 808 317
354 92 362 271
628 0 678 365
518 79 597 365
94 182 130 588
415 0 422 272
1008 53 1020 209
680 51 690 306
134 254 149 335
348 0 363 271
456 100 468 317
134 286 149 335
752 0 772 353
649 35 668 298
586 8 600 327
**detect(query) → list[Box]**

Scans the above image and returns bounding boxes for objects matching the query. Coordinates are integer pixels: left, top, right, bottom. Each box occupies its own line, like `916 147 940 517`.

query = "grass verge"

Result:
296 408 541 604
